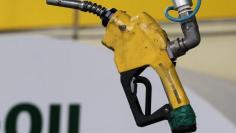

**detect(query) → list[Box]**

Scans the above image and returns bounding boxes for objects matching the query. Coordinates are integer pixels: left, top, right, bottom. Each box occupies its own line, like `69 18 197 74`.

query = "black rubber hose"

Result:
81 1 107 17
82 1 117 26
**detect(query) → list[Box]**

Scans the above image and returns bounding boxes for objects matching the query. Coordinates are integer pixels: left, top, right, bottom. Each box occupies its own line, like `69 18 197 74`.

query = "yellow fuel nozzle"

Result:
47 1 199 132
103 11 196 132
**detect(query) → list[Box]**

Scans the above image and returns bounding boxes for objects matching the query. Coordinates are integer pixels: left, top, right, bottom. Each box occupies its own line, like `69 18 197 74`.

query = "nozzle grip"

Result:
153 63 189 109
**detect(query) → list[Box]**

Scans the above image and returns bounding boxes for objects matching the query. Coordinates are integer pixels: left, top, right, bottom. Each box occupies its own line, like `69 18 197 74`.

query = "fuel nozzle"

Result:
47 0 117 27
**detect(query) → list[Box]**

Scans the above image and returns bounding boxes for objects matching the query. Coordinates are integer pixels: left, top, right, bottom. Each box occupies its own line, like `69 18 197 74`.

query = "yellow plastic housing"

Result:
102 11 190 109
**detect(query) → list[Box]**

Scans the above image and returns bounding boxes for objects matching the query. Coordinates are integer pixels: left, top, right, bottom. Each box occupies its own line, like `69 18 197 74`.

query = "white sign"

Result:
0 34 235 133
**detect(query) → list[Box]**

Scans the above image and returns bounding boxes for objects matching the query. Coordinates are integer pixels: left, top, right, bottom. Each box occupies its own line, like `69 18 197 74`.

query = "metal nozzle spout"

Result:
47 0 84 10
46 0 117 27
47 0 58 5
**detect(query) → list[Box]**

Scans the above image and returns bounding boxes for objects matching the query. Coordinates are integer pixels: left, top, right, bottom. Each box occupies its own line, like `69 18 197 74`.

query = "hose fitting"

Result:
166 0 201 60
165 0 201 23
173 0 193 9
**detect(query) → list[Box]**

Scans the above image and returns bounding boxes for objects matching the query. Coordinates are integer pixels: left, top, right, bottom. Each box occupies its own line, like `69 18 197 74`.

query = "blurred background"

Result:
0 0 236 132
1 0 236 81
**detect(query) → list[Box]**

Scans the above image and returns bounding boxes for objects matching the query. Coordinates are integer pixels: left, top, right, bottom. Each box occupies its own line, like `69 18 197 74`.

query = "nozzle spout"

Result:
46 0 117 27
47 0 84 10
47 0 58 5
